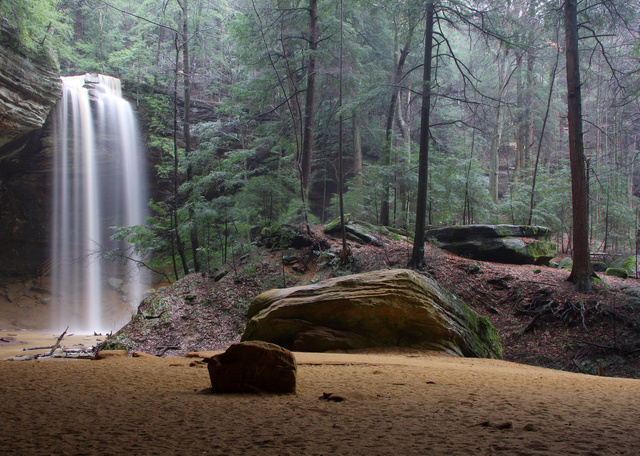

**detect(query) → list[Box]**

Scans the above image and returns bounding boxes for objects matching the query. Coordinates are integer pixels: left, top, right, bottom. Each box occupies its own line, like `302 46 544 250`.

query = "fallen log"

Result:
23 346 54 351
47 326 69 357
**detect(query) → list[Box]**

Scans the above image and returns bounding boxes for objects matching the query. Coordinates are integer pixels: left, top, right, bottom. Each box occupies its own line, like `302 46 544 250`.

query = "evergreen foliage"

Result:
25 0 640 278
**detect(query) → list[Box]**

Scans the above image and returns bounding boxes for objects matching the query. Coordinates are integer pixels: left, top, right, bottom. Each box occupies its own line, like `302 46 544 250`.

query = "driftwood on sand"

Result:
23 345 55 351
3 328 98 361
47 326 68 357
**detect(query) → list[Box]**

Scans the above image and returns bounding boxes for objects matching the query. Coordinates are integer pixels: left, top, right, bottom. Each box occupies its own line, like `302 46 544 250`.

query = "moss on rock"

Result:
605 268 629 279
244 269 502 359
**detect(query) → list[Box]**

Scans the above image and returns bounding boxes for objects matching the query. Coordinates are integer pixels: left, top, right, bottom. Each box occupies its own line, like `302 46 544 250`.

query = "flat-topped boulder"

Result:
242 269 502 359
426 224 556 265
323 216 383 246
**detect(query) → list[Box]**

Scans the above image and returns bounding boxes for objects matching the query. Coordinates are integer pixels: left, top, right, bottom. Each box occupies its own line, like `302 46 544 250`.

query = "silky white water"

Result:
51 74 148 334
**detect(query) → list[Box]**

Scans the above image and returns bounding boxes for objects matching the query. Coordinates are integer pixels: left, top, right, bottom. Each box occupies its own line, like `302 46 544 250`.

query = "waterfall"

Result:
51 74 149 334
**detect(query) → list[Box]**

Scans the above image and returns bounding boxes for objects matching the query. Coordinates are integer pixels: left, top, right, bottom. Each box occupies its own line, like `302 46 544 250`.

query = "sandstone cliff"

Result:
0 27 61 146
0 26 61 277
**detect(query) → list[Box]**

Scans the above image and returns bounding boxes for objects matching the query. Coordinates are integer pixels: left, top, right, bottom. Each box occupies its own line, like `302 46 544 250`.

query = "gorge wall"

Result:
0 27 62 276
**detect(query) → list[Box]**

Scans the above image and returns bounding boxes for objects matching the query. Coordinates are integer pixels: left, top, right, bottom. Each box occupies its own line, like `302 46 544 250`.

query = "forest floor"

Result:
106 226 640 379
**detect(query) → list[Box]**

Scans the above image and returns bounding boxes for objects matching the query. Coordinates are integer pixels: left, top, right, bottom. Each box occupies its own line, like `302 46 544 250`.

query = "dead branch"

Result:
47 326 69 357
23 346 54 351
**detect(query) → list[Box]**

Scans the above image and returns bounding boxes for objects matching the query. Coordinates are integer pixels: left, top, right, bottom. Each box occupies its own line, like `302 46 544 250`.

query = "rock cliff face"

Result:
0 28 61 146
0 122 54 276
0 28 61 276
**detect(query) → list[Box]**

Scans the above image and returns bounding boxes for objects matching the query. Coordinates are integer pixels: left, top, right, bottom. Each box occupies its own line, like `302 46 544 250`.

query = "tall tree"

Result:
409 0 435 269
177 0 201 273
488 46 513 203
173 33 189 276
380 29 414 226
300 0 318 195
564 0 593 292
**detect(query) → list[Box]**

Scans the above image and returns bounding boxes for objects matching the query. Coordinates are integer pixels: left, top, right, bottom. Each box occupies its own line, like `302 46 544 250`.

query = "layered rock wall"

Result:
0 27 61 146
0 27 61 276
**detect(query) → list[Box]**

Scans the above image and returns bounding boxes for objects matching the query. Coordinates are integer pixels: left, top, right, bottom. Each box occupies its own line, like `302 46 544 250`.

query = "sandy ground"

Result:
1 344 639 456
0 330 103 358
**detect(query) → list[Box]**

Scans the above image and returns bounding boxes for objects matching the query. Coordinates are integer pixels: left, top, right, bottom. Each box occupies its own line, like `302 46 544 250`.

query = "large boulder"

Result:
323 216 383 246
426 224 556 265
207 341 297 393
258 224 313 249
242 269 501 359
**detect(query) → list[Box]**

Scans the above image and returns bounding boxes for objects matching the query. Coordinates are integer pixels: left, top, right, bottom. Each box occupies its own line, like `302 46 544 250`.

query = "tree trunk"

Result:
513 53 525 192
564 0 593 292
178 0 200 273
525 49 536 170
181 0 192 164
528 43 559 225
98 8 104 61
488 49 511 203
174 34 189 277
380 41 411 226
353 113 362 179
74 1 84 41
338 0 347 256
300 0 317 195
409 0 434 269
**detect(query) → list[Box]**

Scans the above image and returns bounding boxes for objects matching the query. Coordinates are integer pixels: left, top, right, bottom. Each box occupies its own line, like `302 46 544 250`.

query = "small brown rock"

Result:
94 350 127 359
132 351 156 358
208 341 297 394
494 421 513 430
320 392 346 402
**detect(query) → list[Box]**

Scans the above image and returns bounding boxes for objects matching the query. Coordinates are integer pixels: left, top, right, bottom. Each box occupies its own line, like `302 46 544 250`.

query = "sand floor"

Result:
0 330 103 359
1 342 639 455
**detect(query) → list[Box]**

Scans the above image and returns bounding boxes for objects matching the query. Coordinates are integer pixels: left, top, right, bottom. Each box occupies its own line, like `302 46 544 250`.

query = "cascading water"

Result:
51 74 149 334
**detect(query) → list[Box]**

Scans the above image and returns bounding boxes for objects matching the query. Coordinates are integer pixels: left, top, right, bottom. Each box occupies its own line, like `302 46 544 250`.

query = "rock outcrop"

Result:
207 341 297 393
0 27 62 277
0 123 54 276
258 224 314 249
0 27 61 146
323 216 383 246
426 224 556 265
242 269 502 359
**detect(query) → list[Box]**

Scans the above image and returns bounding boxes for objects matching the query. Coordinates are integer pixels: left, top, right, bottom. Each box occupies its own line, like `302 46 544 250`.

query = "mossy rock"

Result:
425 224 556 265
259 225 313 249
556 257 573 271
323 216 383 246
610 256 637 276
385 226 414 242
243 269 502 359
323 214 352 233
605 268 629 279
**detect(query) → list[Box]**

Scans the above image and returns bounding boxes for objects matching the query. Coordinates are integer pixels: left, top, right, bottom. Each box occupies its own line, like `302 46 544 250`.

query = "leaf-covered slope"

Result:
105 226 640 378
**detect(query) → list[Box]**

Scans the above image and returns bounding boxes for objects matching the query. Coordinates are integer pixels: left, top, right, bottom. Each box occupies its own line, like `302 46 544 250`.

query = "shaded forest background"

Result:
3 0 640 281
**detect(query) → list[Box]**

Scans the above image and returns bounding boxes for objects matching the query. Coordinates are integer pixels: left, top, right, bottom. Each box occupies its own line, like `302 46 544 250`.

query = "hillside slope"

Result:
105 227 640 378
